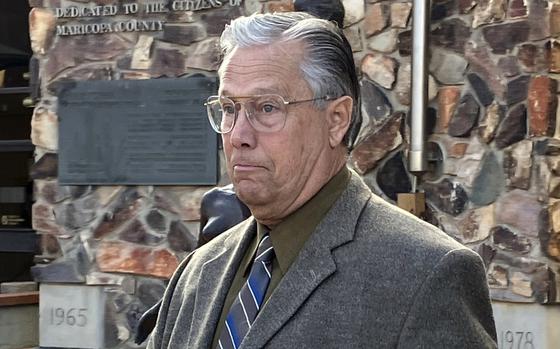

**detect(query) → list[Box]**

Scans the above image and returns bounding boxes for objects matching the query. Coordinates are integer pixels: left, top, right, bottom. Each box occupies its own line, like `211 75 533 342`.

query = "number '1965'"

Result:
48 307 88 327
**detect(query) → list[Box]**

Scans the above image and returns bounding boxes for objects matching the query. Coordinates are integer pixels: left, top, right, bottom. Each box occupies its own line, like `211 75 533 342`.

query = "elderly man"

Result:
147 12 497 349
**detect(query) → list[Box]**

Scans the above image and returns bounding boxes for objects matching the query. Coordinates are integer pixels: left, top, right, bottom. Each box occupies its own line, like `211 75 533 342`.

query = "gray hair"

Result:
219 12 361 149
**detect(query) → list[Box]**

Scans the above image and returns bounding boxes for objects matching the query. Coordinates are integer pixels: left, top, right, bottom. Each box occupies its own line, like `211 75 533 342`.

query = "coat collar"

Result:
186 218 257 349
240 171 372 348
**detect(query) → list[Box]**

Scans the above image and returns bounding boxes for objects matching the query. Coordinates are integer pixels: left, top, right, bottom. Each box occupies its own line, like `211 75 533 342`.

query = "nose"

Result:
228 105 257 149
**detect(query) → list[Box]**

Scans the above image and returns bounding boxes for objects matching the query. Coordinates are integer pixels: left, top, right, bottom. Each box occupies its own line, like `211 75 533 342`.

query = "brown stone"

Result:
31 107 57 151
201 2 243 35
168 220 197 252
465 42 506 101
517 43 551 73
528 0 550 41
492 225 532 254
549 177 560 198
503 140 532 189
550 40 560 73
511 271 533 298
496 190 543 237
459 0 476 13
97 241 179 279
162 23 207 46
176 187 213 221
497 56 521 77
29 0 44 7
482 20 530 54
397 30 412 56
390 2 412 28
32 201 61 235
364 3 389 37
552 4 560 37
472 0 507 28
343 0 365 26
92 189 144 238
43 33 130 82
436 86 461 133
30 153 58 179
35 179 70 204
351 114 402 174
360 53 398 89
149 41 187 77
267 1 295 12
41 233 61 256
457 205 495 244
185 38 220 72
130 35 153 70
528 76 558 137
29 8 56 55
119 219 150 244
494 104 527 149
431 18 471 54
343 27 363 52
508 0 527 18
449 142 469 158
478 101 504 143
487 264 508 289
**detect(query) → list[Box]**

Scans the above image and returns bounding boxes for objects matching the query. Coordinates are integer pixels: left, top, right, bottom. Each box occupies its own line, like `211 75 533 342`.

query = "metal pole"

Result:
408 0 429 175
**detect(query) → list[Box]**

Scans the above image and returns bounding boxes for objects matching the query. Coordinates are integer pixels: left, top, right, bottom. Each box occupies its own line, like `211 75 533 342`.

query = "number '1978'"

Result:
499 330 534 349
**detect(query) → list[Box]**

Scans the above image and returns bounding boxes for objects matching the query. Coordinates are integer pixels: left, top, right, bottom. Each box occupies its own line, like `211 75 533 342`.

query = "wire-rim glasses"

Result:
205 94 336 134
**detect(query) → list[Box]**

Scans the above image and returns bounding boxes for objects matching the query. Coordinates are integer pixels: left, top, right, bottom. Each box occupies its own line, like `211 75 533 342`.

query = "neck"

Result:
252 153 347 226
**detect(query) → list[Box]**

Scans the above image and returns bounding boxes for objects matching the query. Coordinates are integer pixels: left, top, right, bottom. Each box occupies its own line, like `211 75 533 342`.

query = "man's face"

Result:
219 42 338 225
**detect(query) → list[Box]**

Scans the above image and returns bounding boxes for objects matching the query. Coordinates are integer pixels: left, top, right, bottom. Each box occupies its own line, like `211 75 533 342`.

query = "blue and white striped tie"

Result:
216 234 274 349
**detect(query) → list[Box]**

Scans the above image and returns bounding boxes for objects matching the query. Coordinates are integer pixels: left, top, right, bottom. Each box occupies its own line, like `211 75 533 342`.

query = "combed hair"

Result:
219 12 361 149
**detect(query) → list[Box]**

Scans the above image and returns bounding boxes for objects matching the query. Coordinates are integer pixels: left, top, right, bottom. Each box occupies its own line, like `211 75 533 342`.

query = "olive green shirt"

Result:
211 167 350 348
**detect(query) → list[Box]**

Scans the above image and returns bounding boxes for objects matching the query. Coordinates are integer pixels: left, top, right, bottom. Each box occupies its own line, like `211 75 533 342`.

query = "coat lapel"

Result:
240 172 372 348
186 219 257 349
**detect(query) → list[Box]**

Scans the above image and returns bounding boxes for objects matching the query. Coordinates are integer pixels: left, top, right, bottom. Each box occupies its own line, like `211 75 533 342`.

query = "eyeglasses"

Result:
205 94 336 134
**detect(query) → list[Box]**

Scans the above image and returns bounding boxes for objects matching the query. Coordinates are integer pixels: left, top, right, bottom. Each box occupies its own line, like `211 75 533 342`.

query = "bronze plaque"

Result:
58 75 219 185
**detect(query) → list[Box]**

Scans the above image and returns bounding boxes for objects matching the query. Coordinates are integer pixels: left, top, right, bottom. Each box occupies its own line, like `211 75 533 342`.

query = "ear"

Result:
325 96 353 148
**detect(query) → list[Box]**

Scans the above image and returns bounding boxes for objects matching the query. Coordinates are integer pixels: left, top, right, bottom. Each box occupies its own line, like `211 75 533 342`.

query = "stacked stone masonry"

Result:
27 0 560 347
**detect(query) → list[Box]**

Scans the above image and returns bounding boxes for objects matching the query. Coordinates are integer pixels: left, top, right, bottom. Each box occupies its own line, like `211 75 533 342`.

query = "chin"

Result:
235 185 270 207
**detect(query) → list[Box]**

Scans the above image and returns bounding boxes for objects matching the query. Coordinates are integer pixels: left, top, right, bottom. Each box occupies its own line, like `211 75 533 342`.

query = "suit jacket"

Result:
147 172 497 348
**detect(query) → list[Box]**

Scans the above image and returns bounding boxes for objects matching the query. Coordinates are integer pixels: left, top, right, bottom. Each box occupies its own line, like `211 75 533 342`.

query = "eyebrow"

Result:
220 86 288 97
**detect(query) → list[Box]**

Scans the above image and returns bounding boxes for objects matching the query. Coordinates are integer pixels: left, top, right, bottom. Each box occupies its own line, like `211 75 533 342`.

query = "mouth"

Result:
233 164 265 172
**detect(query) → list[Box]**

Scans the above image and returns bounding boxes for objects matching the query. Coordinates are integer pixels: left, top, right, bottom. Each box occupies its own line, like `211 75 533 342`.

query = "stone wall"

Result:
27 0 560 347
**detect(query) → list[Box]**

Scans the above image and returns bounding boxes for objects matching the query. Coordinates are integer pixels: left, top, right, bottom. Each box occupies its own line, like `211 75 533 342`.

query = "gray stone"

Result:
53 195 97 231
146 209 167 232
497 56 521 77
343 0 365 26
429 48 468 85
482 20 530 54
137 279 166 308
0 281 38 294
448 94 480 137
367 29 398 53
360 79 393 124
162 23 206 46
31 261 85 283
503 140 532 189
343 26 363 52
492 225 532 254
496 190 543 237
494 103 527 149
185 38 220 72
470 152 504 206
431 0 458 21
528 0 550 41
431 18 471 54
457 204 495 243
30 153 58 179
468 73 494 106
478 101 505 143
168 220 197 252
425 179 469 216
473 0 507 28
376 152 411 201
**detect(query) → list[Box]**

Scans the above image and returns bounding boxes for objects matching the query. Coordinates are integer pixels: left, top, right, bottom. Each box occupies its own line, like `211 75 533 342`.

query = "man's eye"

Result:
222 104 235 114
260 103 278 113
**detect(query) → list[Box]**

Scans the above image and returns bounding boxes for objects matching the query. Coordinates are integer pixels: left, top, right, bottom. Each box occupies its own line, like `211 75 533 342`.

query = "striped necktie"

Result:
216 234 274 349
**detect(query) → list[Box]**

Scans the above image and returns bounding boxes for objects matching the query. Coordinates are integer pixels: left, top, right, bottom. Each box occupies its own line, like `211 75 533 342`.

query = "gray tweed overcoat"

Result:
147 171 497 349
